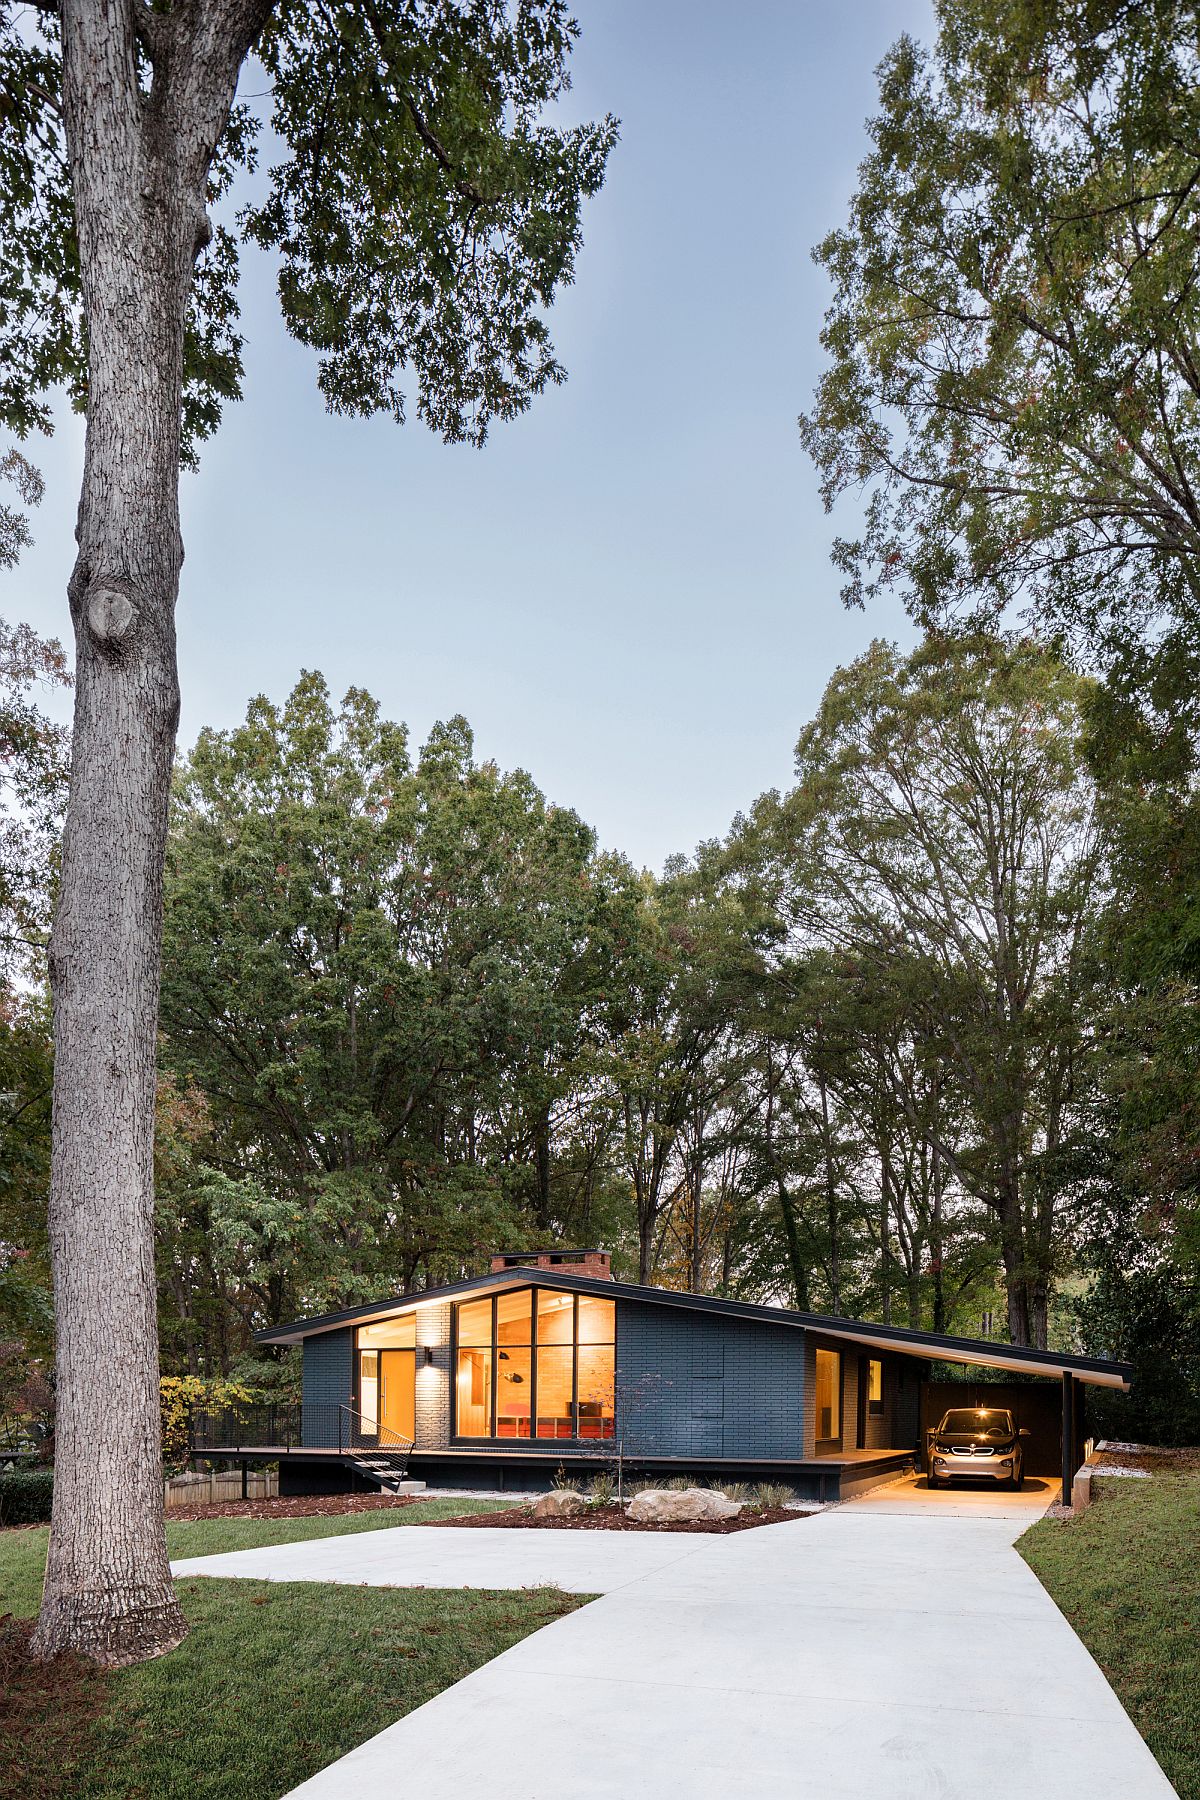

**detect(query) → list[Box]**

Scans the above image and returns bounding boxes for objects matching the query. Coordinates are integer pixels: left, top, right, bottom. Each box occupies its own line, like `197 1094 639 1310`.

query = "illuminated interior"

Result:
868 1357 883 1415
356 1314 417 1440
815 1347 841 1445
454 1287 615 1440
358 1315 417 1349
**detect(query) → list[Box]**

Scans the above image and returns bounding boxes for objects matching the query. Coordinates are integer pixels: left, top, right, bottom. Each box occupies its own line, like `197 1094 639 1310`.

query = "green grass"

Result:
0 1501 582 1800
0 1496 512 1616
1019 1467 1200 1800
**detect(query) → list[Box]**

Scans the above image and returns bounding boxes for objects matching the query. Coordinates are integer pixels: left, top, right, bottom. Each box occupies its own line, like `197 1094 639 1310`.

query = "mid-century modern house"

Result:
195 1249 1132 1504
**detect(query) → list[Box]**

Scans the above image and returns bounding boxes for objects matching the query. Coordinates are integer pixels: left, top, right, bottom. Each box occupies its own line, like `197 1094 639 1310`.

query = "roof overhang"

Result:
256 1268 1132 1390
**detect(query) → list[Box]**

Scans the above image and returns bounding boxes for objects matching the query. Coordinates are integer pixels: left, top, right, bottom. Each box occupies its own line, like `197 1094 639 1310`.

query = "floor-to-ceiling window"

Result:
454 1288 615 1441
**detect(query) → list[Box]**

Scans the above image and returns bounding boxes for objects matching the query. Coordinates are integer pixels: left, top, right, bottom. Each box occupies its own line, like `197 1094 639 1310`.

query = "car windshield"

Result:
939 1409 1013 1437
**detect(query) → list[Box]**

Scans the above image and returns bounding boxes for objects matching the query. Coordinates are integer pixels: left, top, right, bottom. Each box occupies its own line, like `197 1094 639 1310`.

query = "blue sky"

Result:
11 0 932 874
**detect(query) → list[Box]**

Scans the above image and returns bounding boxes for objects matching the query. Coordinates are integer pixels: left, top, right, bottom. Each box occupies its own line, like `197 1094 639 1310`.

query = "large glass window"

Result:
357 1314 416 1348
815 1348 841 1445
454 1287 615 1441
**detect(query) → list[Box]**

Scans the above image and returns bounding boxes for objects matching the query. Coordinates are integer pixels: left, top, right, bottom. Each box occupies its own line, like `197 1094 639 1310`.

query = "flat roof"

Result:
256 1267 1132 1390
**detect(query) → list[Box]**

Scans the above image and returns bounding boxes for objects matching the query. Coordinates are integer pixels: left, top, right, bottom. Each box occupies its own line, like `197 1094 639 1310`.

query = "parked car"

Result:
927 1407 1030 1489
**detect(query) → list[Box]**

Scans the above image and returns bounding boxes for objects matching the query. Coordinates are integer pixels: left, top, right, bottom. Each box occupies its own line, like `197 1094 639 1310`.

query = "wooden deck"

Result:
188 1442 916 1502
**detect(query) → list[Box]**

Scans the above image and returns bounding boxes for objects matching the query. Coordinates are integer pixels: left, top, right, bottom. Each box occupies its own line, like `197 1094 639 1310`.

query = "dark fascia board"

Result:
256 1267 1132 1390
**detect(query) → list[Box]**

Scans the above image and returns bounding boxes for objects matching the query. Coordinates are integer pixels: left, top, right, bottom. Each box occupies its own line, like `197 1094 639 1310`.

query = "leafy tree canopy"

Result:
0 0 617 458
802 0 1200 715
157 671 628 1342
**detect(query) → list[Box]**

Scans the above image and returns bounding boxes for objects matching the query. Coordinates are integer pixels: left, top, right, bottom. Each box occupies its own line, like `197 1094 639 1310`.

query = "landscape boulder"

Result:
532 1488 588 1519
626 1485 742 1524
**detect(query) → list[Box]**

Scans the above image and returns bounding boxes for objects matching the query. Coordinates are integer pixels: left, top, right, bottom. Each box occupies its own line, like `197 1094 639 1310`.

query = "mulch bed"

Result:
166 1492 435 1522
0 1617 110 1800
418 1503 810 1534
1095 1443 1200 1475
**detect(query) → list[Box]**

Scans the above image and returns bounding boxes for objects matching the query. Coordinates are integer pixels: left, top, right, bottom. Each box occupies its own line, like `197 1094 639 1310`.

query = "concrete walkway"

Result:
171 1519 713 1594
175 1493 1177 1800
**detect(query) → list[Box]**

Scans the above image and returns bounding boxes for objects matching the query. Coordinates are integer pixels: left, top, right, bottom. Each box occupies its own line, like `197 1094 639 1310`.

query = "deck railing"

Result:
188 1401 413 1461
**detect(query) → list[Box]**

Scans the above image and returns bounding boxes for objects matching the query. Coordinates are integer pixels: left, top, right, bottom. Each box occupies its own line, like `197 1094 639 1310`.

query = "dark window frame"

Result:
450 1287 615 1445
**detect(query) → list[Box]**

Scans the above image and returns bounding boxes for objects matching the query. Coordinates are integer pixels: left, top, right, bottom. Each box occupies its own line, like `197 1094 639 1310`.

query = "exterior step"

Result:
343 1455 423 1497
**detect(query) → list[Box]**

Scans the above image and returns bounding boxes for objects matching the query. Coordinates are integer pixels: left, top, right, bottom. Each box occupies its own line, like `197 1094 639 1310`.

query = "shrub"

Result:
0 1466 53 1525
159 1374 257 1473
709 1481 750 1502
661 1475 695 1491
753 1482 795 1510
551 1465 581 1493
587 1472 616 1505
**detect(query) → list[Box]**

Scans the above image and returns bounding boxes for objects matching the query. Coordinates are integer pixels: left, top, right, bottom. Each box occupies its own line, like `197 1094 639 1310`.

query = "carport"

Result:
809 1316 1133 1505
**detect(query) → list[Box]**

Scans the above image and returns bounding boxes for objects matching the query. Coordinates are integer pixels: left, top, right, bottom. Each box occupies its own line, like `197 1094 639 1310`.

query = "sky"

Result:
9 0 934 875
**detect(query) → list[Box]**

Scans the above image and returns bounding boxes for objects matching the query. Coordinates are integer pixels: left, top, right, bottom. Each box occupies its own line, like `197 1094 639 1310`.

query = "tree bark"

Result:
33 0 270 1667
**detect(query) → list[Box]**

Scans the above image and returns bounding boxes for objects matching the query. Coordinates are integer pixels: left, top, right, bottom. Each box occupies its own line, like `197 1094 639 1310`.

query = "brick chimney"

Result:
490 1248 612 1282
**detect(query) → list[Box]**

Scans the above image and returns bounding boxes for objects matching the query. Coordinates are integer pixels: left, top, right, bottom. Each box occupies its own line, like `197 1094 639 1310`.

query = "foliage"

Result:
0 615 69 981
802 0 1200 717
1071 1194 1200 1446
155 672 639 1358
0 616 67 1361
752 1481 794 1510
585 1471 615 1504
1020 1469 1200 1800
158 1375 257 1473
0 447 43 571
0 1465 53 1525
729 633 1102 1345
0 1 616 461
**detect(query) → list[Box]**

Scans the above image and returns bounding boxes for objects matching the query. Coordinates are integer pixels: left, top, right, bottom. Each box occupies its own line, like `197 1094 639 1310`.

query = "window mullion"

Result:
530 1289 538 1442
490 1296 498 1439
571 1294 579 1439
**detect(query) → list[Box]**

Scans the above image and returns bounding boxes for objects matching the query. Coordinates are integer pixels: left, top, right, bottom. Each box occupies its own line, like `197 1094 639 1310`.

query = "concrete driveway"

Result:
177 1496 1177 1800
851 1468 1062 1517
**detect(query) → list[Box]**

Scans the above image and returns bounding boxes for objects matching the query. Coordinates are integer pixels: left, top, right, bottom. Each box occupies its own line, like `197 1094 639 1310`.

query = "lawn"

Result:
0 1496 513 1617
0 1500 583 1800
1019 1464 1200 1800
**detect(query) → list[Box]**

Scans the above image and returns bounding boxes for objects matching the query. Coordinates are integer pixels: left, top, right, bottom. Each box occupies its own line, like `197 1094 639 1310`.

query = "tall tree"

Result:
801 0 1200 714
0 0 614 1663
736 635 1103 1346
158 674 616 1351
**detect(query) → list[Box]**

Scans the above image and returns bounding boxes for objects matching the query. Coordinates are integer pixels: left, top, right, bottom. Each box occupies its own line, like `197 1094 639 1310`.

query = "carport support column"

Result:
1061 1373 1075 1507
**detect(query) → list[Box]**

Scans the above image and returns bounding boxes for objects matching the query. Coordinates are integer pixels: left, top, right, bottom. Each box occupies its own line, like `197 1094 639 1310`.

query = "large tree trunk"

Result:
997 1182 1034 1348
33 0 265 1667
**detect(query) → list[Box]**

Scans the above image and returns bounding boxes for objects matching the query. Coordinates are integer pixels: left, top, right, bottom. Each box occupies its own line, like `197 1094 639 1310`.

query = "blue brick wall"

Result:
302 1327 353 1445
615 1299 807 1459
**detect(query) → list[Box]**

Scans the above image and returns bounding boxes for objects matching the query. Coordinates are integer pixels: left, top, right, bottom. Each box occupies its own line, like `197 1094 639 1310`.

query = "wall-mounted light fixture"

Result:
424 1345 435 1366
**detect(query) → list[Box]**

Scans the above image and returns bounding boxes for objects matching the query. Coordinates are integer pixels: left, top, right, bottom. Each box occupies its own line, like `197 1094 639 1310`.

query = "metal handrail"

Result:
338 1402 414 1466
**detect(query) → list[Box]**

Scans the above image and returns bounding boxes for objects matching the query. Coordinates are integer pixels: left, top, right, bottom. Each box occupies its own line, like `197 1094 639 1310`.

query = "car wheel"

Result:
1012 1462 1024 1491
928 1472 940 1489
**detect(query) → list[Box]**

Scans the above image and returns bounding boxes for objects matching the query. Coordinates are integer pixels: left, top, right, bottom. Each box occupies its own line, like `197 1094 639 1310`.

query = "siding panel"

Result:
302 1328 353 1444
616 1299 805 1460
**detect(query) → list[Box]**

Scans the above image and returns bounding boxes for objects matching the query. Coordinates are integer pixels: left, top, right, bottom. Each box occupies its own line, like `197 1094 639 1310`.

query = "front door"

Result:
379 1349 415 1443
